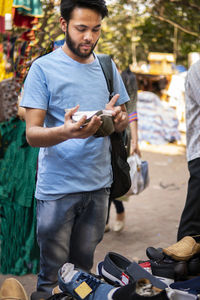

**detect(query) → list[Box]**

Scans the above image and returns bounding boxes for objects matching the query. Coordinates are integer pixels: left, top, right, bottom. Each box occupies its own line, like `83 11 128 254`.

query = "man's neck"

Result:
61 42 95 64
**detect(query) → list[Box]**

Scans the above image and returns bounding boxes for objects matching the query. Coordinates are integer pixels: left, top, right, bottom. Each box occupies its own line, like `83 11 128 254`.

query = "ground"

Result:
0 137 188 298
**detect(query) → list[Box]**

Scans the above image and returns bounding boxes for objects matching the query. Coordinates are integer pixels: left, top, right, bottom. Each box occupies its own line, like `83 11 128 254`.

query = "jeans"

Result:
36 188 110 293
177 158 200 241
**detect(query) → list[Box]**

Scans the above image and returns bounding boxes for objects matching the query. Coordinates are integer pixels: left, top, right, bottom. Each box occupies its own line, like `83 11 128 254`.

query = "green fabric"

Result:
0 117 40 275
13 0 43 16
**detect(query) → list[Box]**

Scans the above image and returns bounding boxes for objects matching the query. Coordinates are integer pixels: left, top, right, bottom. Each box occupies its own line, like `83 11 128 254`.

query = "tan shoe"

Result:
0 278 28 300
163 236 200 261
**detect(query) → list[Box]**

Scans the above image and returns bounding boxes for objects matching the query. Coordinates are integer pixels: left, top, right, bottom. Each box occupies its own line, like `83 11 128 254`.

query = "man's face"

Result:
60 7 102 60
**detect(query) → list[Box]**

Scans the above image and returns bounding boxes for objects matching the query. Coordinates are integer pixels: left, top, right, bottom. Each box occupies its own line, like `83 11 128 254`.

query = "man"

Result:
177 60 200 242
20 0 129 294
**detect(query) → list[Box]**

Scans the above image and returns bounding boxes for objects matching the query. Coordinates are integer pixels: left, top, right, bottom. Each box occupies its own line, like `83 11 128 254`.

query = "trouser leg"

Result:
177 158 200 241
36 189 109 292
36 197 76 293
69 188 109 271
113 199 124 214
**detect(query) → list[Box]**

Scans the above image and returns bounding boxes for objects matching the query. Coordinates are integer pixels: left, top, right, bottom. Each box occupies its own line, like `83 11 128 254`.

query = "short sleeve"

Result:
20 61 49 110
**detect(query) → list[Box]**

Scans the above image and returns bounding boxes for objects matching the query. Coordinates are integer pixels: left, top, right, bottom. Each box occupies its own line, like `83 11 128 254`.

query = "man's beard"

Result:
66 28 98 58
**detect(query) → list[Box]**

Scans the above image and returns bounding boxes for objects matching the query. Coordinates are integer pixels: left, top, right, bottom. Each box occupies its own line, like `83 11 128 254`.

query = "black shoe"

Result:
31 291 52 300
146 247 188 283
31 291 75 300
96 252 167 289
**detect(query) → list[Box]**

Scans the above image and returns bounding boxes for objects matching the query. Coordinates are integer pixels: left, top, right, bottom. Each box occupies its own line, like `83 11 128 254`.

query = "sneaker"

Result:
113 220 125 232
96 252 167 289
0 278 28 300
169 276 200 299
163 236 200 261
58 263 117 300
111 280 169 300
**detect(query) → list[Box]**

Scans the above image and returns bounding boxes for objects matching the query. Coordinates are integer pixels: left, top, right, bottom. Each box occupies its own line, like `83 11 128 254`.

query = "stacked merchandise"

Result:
30 237 200 299
137 91 181 145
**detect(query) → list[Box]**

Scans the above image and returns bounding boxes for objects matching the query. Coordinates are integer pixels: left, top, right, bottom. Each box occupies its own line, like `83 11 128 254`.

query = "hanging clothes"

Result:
13 7 38 27
0 117 39 275
13 0 43 17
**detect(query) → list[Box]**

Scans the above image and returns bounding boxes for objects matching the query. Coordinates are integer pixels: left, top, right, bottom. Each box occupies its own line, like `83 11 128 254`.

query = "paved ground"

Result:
0 138 188 298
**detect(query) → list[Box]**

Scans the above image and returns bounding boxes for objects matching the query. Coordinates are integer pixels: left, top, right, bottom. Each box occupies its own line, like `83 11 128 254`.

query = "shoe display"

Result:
113 220 125 232
96 252 167 289
58 263 117 300
163 236 200 261
0 278 28 300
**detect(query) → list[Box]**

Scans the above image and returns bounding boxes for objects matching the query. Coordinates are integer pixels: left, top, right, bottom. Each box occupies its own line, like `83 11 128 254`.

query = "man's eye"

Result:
77 27 86 32
93 28 100 32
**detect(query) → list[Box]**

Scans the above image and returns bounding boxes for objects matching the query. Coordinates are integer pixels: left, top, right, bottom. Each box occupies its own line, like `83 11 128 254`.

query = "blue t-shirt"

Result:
21 47 129 200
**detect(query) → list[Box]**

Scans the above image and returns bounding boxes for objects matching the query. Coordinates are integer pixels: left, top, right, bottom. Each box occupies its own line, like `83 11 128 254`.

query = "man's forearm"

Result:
26 125 67 147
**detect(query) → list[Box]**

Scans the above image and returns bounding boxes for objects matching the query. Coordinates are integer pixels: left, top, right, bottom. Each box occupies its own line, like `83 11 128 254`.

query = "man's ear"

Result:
60 17 67 32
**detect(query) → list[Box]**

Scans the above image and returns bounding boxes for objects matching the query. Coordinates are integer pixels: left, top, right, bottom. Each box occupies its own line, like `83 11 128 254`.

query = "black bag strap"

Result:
97 54 114 98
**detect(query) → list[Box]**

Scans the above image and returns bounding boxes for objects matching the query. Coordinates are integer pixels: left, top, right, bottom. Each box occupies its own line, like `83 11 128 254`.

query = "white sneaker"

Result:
113 220 125 232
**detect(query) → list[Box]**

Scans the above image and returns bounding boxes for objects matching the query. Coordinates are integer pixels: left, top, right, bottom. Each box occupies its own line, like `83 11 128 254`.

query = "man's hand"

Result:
106 94 129 132
25 106 102 147
63 105 102 139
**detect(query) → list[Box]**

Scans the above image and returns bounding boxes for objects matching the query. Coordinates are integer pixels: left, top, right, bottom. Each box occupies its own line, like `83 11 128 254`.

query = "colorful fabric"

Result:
13 0 43 17
0 15 5 32
13 8 38 28
0 0 13 16
0 117 39 274
129 111 138 123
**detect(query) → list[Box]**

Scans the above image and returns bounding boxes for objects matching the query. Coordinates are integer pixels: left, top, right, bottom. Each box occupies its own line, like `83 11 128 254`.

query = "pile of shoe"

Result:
144 236 200 284
3 236 200 300
49 236 200 300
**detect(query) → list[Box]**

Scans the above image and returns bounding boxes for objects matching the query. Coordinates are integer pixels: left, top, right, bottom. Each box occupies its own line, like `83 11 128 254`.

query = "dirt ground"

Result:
0 136 188 298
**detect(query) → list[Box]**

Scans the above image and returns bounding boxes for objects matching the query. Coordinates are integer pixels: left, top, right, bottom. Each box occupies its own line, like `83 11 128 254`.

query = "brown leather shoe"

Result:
0 278 28 300
163 236 200 261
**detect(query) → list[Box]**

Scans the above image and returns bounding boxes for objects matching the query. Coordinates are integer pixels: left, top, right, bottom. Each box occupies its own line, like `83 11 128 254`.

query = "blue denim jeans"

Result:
36 188 110 293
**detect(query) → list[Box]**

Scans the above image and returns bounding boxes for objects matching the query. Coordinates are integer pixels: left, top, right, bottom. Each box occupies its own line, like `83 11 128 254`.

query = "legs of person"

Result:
69 188 110 272
36 196 78 293
177 158 200 241
113 199 125 216
113 199 125 232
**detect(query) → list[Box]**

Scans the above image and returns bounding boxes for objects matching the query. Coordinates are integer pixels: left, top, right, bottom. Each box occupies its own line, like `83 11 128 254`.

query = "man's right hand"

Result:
25 106 102 147
63 105 102 139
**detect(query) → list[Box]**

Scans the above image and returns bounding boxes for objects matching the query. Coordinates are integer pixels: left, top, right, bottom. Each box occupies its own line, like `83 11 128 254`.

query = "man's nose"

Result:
83 31 93 41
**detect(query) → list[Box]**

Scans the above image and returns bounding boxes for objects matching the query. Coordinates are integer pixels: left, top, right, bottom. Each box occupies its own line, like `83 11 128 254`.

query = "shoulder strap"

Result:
97 54 114 97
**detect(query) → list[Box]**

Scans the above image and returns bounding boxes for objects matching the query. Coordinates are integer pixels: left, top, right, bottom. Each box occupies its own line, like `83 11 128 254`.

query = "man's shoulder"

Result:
33 48 60 66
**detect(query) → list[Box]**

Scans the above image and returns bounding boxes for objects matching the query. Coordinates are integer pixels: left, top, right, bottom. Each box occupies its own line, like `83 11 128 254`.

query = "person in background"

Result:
105 66 141 233
20 0 129 296
177 60 200 243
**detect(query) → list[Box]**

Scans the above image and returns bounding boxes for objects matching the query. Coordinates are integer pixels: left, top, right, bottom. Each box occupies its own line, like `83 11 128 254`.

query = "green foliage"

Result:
98 0 200 69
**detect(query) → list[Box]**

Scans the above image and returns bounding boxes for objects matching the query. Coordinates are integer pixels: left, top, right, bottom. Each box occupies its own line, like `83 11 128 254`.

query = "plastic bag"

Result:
126 154 149 195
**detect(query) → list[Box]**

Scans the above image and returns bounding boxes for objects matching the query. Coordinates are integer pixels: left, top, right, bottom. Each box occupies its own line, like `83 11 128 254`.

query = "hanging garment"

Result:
13 0 43 17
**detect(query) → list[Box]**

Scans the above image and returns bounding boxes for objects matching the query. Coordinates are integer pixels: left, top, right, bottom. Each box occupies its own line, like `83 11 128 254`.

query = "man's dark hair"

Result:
60 0 108 22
